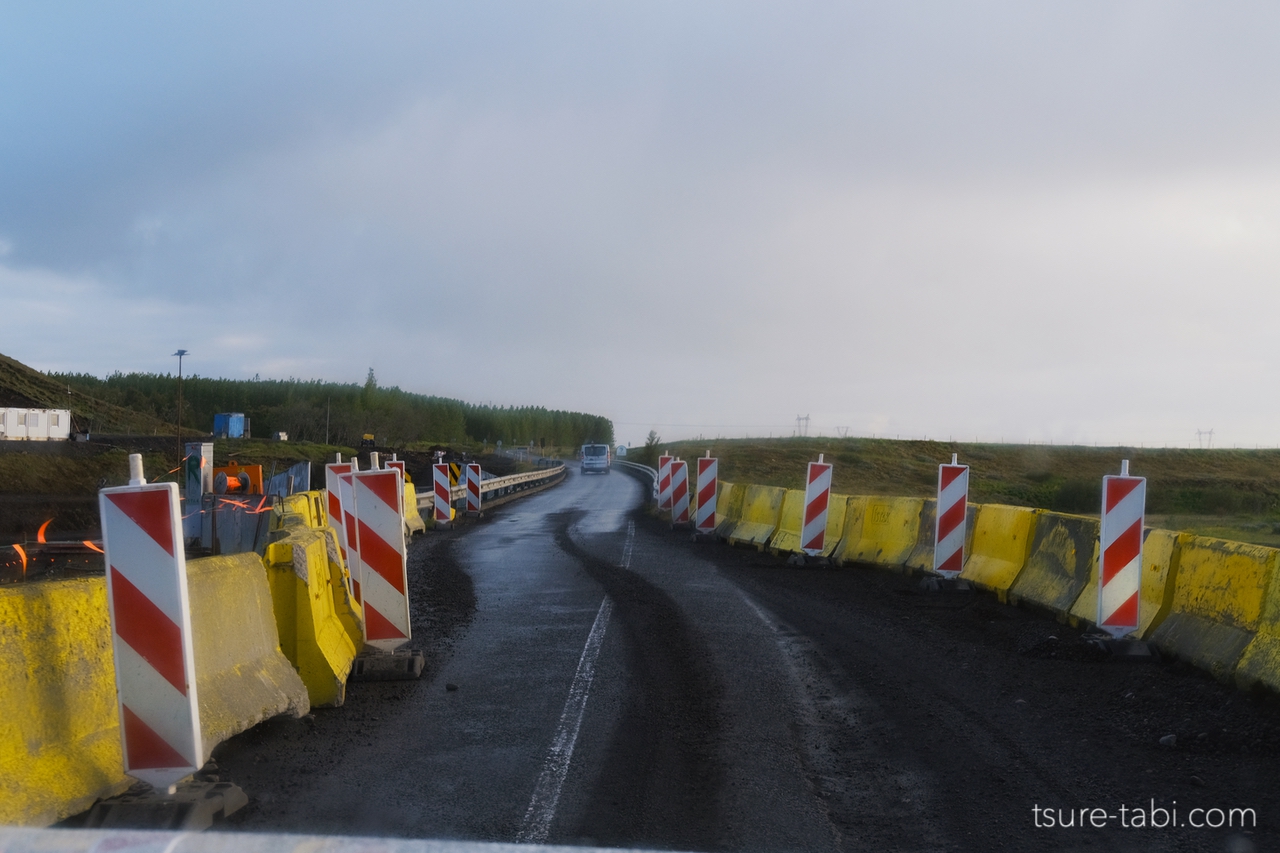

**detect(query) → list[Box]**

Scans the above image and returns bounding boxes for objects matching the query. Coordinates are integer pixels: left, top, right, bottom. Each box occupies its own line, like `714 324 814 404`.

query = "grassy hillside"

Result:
0 353 175 434
647 436 1280 546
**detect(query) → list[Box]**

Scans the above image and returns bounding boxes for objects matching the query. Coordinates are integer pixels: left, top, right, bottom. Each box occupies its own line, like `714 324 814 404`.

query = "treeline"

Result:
53 370 613 449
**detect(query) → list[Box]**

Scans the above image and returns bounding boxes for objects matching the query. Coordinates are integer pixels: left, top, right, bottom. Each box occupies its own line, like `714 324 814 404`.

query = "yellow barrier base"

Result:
904 500 979 574
1146 536 1276 681
959 505 1040 602
1068 529 1183 636
0 579 129 827
725 485 785 550
187 553 310 754
713 482 745 540
1007 513 1098 617
768 492 849 559
834 497 923 568
1 554 311 827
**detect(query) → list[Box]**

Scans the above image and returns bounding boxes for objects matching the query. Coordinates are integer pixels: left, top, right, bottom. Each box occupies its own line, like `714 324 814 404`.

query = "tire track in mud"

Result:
550 510 728 851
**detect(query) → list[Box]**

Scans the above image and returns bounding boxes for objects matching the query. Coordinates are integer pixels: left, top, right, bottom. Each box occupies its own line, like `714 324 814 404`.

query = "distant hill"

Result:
0 352 177 435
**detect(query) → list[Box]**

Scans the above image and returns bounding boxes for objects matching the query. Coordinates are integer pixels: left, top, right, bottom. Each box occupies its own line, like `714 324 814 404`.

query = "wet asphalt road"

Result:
216 466 1280 853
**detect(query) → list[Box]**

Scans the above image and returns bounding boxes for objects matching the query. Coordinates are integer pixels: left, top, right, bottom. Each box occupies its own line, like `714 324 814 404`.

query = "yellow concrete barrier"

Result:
714 481 744 539
768 491 849 558
187 553 310 751
0 579 128 826
1146 536 1277 680
959 505 1040 601
404 482 426 535
834 497 924 568
766 489 804 555
265 503 364 707
725 485 786 550
1236 554 1280 692
1067 528 1183 637
1 553 310 826
1008 512 1099 615
904 499 979 573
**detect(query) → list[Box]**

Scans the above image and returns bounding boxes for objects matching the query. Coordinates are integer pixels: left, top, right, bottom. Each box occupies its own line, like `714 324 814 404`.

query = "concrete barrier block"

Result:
959 505 1040 602
1008 512 1099 616
1237 564 1280 692
834 497 923 568
0 579 129 826
186 553 310 756
769 492 849 558
264 526 361 707
904 499 979 573
1068 528 1183 637
1149 535 1277 680
725 485 786 550
404 482 426 535
714 482 744 540
1 553 312 826
766 489 804 555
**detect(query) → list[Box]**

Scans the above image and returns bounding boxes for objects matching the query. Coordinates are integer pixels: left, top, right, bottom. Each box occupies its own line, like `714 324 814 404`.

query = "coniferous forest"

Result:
52 369 613 449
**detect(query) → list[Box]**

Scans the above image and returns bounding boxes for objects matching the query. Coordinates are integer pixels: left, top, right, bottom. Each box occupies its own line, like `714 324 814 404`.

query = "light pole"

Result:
173 349 188 466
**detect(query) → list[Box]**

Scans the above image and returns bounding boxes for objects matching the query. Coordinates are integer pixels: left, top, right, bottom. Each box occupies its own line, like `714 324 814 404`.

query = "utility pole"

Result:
173 349 188 466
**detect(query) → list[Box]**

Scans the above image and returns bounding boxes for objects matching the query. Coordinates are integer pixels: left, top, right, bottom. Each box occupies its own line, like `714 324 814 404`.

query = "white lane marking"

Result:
516 520 634 843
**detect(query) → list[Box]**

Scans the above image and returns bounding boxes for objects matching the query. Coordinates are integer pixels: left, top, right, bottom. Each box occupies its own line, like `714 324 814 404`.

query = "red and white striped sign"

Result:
100 474 203 790
339 467 361 602
466 463 482 513
695 455 718 533
801 456 833 556
1098 460 1146 638
670 460 690 525
934 455 969 577
352 469 411 649
384 458 406 479
325 461 354 563
432 463 451 522
658 455 673 510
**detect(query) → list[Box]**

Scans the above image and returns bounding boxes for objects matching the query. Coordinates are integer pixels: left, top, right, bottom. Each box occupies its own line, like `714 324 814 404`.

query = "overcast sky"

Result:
3 3 1279 449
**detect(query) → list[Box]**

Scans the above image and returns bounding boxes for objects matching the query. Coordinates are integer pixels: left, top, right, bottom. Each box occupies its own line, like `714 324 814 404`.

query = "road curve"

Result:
212 466 1280 853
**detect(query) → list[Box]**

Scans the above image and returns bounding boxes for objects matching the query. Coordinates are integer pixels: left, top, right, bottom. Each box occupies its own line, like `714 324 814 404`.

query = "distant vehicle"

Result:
360 434 376 447
580 443 610 474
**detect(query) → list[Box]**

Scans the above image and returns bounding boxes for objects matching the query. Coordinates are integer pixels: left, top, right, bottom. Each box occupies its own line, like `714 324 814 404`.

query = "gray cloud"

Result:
3 2 1278 448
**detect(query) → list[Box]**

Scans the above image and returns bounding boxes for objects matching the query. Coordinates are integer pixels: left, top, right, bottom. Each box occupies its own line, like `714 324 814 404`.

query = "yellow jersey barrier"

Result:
0 551 309 826
834 496 923 568
1007 512 1099 616
724 485 786 550
265 492 365 707
958 505 1041 602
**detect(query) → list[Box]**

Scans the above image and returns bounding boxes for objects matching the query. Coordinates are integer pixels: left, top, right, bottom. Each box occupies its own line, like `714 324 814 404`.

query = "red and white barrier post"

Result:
670 460 690 525
695 452 718 534
1099 459 1146 638
432 463 452 523
325 457 354 564
100 453 203 791
658 454 673 510
352 468 412 649
801 455 833 556
466 463 482 513
934 454 969 577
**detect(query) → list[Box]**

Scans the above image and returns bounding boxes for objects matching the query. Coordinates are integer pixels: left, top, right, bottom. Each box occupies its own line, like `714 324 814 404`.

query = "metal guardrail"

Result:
613 459 659 499
418 462 568 509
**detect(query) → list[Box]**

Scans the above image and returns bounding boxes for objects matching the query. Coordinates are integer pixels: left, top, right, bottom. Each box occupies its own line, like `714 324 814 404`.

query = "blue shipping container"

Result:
213 412 246 439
